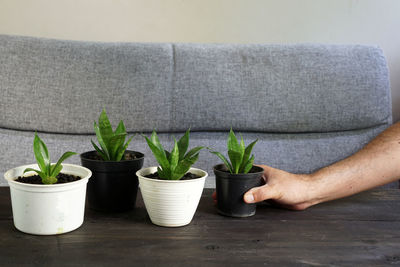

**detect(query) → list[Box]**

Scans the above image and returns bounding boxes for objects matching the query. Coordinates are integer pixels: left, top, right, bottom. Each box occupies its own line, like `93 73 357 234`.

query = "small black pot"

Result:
80 150 144 212
214 164 264 218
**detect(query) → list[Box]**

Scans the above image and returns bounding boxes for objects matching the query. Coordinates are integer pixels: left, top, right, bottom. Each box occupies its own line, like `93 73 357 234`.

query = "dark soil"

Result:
16 173 81 185
218 165 262 174
145 172 201 180
86 152 138 161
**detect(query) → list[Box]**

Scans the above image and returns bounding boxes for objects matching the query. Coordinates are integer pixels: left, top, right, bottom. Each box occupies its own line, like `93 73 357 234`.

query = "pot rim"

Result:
80 150 145 162
137 166 208 183
213 163 264 177
4 163 92 189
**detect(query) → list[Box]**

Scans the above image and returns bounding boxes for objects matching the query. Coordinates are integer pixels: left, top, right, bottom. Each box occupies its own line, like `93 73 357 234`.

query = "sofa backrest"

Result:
0 35 391 134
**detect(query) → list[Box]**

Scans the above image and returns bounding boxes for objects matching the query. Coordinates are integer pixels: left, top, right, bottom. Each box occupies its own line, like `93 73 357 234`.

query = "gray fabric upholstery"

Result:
0 35 391 134
0 34 394 188
0 126 397 188
0 35 173 133
173 44 391 132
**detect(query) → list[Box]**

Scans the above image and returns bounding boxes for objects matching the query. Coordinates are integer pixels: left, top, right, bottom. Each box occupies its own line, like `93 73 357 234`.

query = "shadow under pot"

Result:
80 150 144 212
214 164 264 218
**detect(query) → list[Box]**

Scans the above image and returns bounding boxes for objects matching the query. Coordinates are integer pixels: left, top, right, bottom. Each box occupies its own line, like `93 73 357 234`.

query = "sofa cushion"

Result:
172 44 391 132
0 35 391 134
0 35 173 134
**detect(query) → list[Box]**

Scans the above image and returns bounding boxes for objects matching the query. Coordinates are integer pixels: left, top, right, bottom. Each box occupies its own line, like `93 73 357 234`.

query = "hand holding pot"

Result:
243 165 316 211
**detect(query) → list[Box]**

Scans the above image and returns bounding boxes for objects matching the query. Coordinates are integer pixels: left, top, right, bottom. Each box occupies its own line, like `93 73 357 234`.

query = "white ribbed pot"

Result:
137 167 207 227
4 163 92 235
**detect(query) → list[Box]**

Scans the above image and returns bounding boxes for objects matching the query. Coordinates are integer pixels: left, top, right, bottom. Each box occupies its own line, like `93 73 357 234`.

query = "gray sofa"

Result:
0 34 393 187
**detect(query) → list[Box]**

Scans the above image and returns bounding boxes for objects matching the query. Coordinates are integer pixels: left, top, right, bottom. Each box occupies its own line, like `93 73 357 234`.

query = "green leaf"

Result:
110 121 128 160
91 139 108 160
50 164 62 178
33 132 50 176
157 166 169 180
114 120 126 135
177 129 190 160
210 151 233 173
185 146 204 159
144 135 170 170
94 121 110 160
115 136 133 161
23 167 45 177
160 166 173 180
151 130 164 151
172 153 199 180
170 138 179 171
240 134 245 152
242 155 255 174
98 109 114 153
239 139 258 173
227 128 243 155
50 151 77 177
165 150 171 160
228 149 243 174
109 133 127 160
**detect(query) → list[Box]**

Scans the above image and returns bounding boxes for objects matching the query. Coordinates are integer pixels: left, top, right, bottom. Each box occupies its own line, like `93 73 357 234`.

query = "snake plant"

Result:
23 133 76 184
144 129 203 180
210 129 257 174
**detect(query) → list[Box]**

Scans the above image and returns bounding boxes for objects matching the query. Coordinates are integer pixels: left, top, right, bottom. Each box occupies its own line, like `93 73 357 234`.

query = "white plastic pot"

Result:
137 167 207 227
4 163 92 235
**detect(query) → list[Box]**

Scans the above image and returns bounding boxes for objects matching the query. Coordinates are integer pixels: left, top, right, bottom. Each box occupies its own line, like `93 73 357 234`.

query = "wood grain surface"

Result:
0 187 399 266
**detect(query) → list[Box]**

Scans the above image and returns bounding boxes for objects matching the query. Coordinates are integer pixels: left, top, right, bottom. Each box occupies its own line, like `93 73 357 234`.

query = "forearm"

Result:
244 122 400 209
310 122 400 205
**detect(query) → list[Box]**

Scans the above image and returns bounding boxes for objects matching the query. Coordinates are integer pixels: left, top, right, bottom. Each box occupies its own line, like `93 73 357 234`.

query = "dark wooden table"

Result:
0 187 399 266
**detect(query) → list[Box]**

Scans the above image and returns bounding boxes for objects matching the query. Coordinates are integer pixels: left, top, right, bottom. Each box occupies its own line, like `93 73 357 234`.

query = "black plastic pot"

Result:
214 164 264 218
80 150 144 212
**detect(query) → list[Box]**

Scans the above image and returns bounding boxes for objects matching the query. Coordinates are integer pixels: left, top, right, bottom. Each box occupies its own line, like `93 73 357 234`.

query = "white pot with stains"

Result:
137 167 207 227
4 163 92 235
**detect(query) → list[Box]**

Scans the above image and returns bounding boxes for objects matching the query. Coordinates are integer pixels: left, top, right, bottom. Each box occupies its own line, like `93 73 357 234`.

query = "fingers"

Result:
255 164 276 183
244 184 276 204
244 165 277 203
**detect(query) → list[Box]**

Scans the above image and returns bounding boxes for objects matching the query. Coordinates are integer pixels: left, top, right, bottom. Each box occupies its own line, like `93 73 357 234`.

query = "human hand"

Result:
243 165 319 210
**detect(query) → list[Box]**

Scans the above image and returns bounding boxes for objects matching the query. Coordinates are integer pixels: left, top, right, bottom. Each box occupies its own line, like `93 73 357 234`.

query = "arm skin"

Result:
242 122 400 210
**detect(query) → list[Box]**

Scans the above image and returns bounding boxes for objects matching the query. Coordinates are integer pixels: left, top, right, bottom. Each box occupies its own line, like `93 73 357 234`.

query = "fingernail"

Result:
244 193 254 203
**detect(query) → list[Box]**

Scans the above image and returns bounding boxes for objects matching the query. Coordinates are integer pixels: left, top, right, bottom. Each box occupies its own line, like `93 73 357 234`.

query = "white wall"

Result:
0 0 399 122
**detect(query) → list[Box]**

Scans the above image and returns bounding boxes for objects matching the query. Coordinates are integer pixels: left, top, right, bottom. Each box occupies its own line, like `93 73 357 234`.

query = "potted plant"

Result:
210 129 264 217
136 129 207 227
80 109 144 212
3 133 92 235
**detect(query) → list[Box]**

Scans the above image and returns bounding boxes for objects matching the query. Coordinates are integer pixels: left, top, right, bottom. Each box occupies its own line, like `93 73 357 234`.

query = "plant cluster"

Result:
91 109 133 161
210 129 257 174
143 129 203 180
22 109 258 183
23 133 76 184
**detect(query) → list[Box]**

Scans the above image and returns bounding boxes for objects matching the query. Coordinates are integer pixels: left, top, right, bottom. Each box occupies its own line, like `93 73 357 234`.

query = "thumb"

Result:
244 184 276 203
